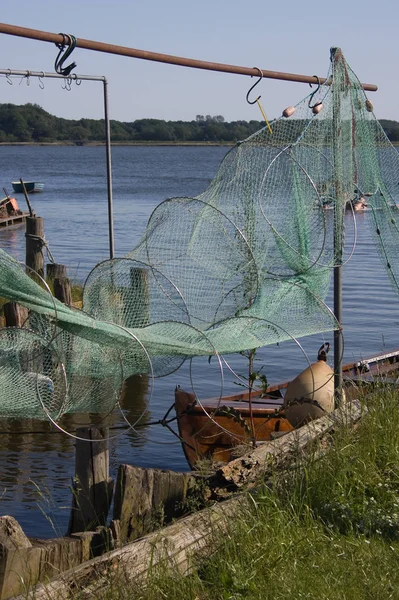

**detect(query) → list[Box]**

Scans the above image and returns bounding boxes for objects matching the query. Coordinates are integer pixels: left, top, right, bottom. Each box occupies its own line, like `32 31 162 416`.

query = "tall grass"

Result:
89 385 399 600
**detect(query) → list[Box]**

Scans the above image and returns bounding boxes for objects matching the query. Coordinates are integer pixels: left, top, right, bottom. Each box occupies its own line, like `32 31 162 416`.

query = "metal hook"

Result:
308 75 321 109
6 69 13 85
38 71 45 89
19 72 30 86
55 33 78 77
61 77 71 91
246 67 263 105
71 73 82 86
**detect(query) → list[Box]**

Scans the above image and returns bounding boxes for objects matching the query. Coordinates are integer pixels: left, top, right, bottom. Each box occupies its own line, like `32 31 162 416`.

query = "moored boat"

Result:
0 194 29 229
175 348 399 468
12 181 44 193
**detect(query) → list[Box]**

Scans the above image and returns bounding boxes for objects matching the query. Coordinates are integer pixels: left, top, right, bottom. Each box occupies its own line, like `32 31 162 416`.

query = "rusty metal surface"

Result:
0 22 378 91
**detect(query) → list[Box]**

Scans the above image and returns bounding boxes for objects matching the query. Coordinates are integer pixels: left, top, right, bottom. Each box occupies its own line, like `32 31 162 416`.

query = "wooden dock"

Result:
0 211 29 229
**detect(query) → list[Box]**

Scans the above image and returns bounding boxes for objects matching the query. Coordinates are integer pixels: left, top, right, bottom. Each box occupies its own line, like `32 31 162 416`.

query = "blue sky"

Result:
0 0 396 123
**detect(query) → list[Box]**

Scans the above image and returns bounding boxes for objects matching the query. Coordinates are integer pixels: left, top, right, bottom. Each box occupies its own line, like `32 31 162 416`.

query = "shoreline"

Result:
0 141 234 147
1 140 397 147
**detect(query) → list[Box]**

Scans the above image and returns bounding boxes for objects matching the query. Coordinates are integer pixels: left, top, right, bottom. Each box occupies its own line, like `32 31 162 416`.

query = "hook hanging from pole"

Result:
246 67 263 105
54 33 78 77
308 75 323 113
246 67 273 134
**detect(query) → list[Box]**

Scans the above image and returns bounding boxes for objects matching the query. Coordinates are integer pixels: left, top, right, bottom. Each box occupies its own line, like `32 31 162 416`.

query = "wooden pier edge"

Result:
10 399 363 600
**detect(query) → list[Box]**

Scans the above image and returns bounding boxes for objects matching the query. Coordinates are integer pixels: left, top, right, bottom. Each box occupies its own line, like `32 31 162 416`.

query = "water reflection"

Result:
0 370 152 538
1 145 399 538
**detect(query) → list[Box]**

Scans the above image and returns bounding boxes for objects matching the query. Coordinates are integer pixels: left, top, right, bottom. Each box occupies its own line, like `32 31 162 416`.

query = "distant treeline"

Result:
0 103 263 144
0 103 399 144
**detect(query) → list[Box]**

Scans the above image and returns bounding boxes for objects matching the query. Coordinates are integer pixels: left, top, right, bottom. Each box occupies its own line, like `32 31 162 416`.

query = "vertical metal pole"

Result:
331 47 343 406
103 77 114 259
333 256 343 405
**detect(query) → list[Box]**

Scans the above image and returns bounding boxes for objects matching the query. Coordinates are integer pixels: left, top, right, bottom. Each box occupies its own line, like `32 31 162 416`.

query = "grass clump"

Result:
90 386 399 600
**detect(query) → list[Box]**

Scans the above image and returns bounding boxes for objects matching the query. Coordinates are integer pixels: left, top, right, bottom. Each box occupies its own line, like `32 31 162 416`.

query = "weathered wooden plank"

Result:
0 517 111 600
14 494 247 600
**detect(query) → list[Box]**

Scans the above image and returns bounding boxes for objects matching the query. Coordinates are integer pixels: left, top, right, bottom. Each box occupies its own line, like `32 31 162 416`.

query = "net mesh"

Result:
1 47 398 420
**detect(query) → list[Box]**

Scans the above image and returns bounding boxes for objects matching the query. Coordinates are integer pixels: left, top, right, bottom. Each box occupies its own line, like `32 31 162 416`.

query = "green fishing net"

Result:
1 47 398 420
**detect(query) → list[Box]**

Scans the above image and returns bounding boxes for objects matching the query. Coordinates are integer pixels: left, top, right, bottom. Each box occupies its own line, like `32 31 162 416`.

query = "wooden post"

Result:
68 427 113 534
46 263 72 306
53 278 72 305
3 302 29 328
25 215 44 279
20 178 34 217
113 464 194 543
46 263 67 282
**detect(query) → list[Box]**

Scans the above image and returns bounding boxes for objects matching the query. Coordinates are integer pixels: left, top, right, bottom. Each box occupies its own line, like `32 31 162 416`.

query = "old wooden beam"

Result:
0 517 115 600
14 494 247 600
205 399 364 500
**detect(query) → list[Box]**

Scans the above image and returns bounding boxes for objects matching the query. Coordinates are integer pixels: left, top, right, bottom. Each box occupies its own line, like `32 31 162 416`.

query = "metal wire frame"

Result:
0 68 114 259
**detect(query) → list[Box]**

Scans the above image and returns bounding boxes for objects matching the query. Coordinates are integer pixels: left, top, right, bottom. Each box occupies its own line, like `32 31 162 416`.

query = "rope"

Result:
25 232 56 264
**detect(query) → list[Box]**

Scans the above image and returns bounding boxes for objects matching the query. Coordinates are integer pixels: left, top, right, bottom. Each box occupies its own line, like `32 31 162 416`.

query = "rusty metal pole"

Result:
0 22 378 91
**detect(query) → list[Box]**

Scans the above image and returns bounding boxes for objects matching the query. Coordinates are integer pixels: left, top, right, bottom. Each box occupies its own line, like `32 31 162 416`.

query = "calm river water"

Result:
0 144 399 538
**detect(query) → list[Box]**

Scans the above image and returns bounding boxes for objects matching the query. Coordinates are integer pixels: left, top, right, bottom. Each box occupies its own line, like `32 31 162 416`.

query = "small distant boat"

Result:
11 181 44 194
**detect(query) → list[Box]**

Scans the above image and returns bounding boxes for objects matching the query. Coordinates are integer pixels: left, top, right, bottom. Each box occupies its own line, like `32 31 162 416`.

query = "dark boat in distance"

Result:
175 348 399 469
12 181 44 193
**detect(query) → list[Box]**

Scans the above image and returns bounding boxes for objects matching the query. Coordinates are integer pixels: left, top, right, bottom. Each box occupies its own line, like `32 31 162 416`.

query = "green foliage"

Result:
1 103 398 145
234 348 268 395
380 119 399 142
0 103 265 144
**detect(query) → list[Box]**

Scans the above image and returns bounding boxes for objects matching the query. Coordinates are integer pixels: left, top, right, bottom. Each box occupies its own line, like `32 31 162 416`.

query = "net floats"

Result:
283 344 336 427
283 106 295 118
365 99 374 112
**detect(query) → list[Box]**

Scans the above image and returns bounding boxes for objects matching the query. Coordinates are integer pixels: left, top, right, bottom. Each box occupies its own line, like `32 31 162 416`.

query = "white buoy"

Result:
283 344 335 427
312 103 323 115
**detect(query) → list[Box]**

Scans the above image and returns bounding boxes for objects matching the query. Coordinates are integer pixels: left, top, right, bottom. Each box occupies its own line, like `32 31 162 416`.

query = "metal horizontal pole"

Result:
0 22 378 91
0 67 115 259
0 68 105 82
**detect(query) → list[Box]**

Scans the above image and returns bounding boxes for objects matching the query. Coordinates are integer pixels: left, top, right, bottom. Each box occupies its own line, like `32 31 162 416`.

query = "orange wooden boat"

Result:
175 348 399 468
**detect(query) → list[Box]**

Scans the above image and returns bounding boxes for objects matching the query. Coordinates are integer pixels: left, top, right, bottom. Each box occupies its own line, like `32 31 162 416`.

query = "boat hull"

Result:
175 387 294 467
12 181 44 193
175 349 399 468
